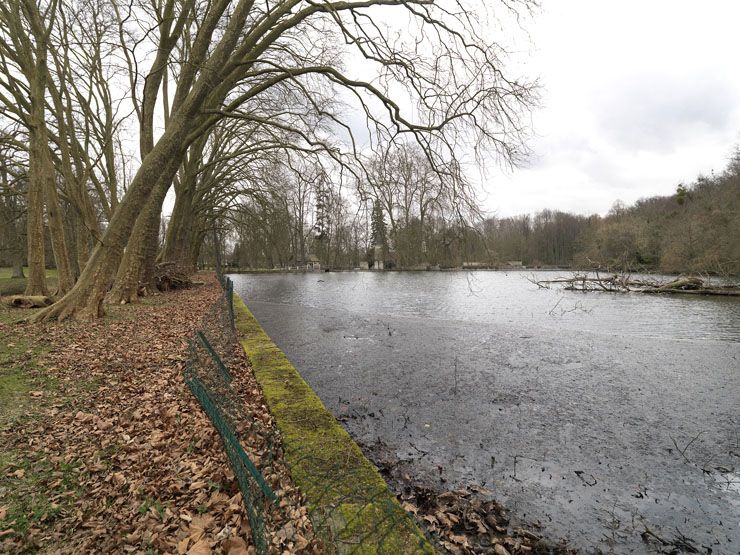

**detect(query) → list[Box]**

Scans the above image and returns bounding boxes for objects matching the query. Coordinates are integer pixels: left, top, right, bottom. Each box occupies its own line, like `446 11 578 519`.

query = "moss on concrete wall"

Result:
233 294 433 554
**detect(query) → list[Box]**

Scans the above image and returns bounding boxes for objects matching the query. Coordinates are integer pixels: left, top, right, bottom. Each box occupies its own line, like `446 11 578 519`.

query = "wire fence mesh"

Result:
185 275 433 553
184 275 279 554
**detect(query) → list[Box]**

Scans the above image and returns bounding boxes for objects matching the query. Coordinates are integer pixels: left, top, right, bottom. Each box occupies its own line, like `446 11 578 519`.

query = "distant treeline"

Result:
227 148 739 275
473 149 739 274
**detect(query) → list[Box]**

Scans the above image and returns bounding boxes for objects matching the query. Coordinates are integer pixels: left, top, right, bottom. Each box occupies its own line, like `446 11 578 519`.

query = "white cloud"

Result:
482 0 740 217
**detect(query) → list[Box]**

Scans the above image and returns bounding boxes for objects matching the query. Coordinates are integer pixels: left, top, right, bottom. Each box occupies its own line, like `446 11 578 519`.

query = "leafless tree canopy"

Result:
0 0 538 319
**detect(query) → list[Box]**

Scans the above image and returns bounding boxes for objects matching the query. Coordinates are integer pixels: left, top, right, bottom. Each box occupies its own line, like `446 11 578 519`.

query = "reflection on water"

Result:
230 270 740 553
234 271 740 342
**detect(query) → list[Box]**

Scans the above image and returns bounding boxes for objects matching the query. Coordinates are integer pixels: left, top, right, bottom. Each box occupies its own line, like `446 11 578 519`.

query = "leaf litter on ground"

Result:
0 275 320 554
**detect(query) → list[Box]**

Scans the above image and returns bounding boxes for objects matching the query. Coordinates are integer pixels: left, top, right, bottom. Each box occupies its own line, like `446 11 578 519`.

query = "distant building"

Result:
306 254 321 270
373 245 384 270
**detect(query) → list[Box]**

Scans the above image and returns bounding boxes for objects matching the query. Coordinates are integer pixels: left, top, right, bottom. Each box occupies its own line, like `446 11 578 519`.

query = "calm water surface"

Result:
231 271 740 553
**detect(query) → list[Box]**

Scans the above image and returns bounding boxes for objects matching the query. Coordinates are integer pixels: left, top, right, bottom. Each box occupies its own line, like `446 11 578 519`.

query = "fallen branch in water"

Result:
531 273 740 296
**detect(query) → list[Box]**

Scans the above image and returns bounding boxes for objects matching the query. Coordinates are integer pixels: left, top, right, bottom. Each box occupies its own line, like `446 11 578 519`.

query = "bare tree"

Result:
14 0 536 320
0 0 74 295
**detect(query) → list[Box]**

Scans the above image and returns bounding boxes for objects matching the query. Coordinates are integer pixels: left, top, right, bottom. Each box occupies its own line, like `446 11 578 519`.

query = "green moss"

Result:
233 294 433 554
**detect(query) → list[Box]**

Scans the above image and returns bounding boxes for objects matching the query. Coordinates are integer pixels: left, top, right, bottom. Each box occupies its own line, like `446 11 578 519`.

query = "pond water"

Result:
230 271 740 553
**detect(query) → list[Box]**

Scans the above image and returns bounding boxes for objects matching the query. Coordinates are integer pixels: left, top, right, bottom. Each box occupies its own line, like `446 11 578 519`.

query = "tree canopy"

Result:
0 0 537 319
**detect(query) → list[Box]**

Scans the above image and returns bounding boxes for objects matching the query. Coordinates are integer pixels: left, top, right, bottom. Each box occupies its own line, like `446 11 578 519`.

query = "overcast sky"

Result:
479 0 740 217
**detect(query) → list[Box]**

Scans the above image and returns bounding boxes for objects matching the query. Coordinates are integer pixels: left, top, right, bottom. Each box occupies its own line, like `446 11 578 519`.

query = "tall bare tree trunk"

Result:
108 175 172 304
140 205 163 292
41 144 75 294
162 185 197 271
189 229 206 270
22 42 73 294
24 115 49 297
74 214 90 274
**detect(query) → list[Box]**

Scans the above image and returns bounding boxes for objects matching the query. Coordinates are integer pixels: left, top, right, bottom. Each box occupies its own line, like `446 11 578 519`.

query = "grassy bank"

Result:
0 278 316 553
0 302 96 543
0 268 58 297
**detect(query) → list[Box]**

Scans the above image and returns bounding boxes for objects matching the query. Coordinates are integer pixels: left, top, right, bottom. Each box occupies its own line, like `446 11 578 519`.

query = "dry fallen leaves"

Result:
0 275 319 553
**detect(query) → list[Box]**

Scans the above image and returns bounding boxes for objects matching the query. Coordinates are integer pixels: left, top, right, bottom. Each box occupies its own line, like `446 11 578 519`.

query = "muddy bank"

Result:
231 272 740 554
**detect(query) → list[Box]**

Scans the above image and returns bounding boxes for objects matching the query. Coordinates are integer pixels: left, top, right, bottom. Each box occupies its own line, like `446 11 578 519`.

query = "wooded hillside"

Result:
476 148 739 274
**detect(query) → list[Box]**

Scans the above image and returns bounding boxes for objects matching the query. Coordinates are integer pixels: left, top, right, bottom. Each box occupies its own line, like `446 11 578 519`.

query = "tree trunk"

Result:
32 116 189 321
22 31 74 296
212 227 223 274
189 230 205 270
74 213 90 275
108 168 175 304
140 208 162 292
11 262 25 279
162 183 196 271
24 125 49 297
41 143 75 295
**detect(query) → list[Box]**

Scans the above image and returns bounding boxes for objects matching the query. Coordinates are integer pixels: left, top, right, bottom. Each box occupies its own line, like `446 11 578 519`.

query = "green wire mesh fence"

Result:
184 276 278 554
185 276 434 554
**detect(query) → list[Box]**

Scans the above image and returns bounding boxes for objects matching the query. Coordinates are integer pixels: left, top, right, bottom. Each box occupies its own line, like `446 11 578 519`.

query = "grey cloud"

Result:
593 71 737 152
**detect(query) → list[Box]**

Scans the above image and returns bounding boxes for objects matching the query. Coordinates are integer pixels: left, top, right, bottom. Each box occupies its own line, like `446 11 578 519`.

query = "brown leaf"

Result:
401 501 417 515
13 469 25 479
75 411 93 422
449 534 469 546
441 541 464 555
222 536 249 555
0 506 7 520
190 514 215 531
187 539 212 555
176 536 190 554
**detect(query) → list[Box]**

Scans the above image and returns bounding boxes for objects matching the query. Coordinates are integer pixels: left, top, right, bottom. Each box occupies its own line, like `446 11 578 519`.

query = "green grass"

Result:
0 267 58 297
0 328 48 423
0 267 58 279
0 453 82 537
0 310 92 542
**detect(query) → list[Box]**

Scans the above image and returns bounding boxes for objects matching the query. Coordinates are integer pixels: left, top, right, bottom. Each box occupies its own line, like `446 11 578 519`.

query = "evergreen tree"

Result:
371 200 388 259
